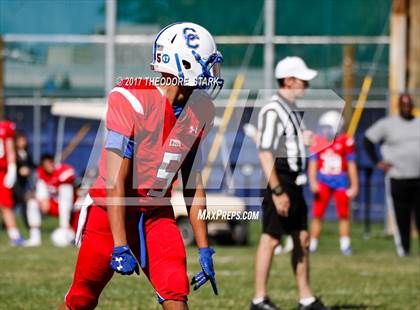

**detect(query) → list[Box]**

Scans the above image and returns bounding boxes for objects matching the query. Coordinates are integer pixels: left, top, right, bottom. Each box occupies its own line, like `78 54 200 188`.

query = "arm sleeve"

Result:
258 109 283 151
105 130 135 159
346 152 356 161
309 152 319 161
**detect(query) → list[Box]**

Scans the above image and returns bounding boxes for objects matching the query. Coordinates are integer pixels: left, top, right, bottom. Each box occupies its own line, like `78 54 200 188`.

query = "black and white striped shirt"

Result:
258 94 306 173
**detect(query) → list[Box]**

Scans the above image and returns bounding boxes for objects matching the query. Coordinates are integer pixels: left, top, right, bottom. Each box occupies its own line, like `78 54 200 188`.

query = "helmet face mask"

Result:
318 110 344 139
318 125 336 140
151 22 224 99
192 50 224 96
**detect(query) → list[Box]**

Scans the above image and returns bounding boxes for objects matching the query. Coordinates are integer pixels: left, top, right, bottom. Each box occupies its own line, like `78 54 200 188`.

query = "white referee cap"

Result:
275 56 317 81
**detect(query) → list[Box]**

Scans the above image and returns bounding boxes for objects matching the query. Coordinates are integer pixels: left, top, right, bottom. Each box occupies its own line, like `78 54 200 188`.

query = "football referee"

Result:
251 57 328 310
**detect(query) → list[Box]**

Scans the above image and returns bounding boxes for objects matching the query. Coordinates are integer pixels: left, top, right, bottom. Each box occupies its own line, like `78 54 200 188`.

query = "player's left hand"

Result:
346 186 358 198
191 247 218 295
110 245 140 276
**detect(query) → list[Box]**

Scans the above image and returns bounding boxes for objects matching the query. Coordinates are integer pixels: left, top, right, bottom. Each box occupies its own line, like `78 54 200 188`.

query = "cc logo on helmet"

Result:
183 27 200 49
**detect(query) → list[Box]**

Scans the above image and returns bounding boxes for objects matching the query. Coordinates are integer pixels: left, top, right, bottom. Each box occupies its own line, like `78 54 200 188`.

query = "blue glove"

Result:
110 245 140 275
191 247 218 295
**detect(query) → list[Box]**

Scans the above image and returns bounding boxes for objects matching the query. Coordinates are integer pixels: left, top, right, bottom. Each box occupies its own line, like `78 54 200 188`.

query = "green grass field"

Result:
0 218 419 310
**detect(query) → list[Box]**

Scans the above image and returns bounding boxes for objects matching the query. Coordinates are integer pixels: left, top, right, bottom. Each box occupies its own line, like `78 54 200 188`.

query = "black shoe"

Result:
297 298 330 310
250 297 281 310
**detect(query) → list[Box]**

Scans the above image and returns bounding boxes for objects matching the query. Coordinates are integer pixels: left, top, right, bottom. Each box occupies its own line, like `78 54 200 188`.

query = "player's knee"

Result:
337 206 349 219
299 232 310 251
312 206 326 219
65 283 101 310
338 213 349 220
58 302 71 310
39 204 49 214
312 213 323 220
161 299 188 309
66 293 98 310
260 233 280 249
158 272 189 303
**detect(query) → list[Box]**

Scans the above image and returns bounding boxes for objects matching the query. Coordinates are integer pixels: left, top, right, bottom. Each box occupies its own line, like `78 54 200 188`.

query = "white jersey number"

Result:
320 152 342 175
148 152 182 197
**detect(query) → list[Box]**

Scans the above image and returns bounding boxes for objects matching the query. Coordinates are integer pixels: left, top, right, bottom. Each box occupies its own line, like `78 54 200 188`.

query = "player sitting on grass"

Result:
0 119 24 246
24 154 76 247
308 111 359 256
59 22 222 310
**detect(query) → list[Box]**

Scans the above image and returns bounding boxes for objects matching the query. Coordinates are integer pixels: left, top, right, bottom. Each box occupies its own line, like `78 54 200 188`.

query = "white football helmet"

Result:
319 110 344 131
150 22 224 98
51 228 75 247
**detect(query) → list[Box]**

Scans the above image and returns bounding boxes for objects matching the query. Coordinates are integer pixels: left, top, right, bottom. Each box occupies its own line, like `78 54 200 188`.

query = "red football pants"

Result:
65 205 189 309
312 182 350 219
0 171 13 209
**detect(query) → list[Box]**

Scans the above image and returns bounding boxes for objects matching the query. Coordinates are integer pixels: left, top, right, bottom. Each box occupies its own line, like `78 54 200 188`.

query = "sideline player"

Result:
308 111 359 255
0 119 24 245
60 22 222 310
24 154 76 247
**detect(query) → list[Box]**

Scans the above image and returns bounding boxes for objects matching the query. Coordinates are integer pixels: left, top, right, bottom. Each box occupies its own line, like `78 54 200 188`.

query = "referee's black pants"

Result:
390 178 420 254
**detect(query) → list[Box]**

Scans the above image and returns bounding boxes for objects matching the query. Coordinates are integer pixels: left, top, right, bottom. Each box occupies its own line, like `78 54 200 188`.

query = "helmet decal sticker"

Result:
183 27 200 49
162 54 170 64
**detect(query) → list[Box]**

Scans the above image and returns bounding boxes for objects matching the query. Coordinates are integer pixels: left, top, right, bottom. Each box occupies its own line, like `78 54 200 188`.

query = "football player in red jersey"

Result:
60 22 223 310
308 111 359 255
24 154 76 247
0 119 24 245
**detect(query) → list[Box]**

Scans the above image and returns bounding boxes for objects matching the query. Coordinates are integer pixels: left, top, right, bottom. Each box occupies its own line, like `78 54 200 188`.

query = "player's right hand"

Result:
110 245 140 276
272 193 290 217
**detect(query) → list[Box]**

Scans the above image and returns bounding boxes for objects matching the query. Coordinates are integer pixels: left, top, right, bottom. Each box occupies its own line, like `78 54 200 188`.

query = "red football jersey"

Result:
89 80 214 209
0 120 16 170
310 133 355 175
37 163 76 203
